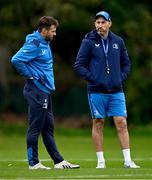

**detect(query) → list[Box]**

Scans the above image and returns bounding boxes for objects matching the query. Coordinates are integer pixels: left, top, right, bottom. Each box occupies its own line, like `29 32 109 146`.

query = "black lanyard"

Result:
101 39 110 74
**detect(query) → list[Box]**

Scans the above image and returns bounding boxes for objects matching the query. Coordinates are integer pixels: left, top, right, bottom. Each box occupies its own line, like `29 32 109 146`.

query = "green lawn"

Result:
0 122 152 179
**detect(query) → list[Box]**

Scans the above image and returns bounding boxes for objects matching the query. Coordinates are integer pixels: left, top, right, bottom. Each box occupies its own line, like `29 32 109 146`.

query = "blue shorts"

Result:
88 92 127 119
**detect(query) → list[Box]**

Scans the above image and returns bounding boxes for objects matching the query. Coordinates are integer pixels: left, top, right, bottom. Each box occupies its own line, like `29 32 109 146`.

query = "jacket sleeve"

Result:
120 39 131 81
74 39 95 82
11 40 39 78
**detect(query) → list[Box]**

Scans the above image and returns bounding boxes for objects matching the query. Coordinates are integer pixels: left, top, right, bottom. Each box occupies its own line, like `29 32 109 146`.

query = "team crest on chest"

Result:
112 43 119 49
41 49 47 55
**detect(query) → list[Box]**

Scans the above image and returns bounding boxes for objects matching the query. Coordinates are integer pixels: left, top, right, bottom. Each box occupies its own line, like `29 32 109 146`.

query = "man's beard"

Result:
45 37 51 41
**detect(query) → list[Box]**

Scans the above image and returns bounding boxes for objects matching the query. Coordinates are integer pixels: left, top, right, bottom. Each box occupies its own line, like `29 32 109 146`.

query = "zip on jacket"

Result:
74 30 131 93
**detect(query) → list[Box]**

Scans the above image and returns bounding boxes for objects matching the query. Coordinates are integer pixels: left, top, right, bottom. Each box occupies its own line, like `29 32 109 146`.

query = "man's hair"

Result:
38 16 59 32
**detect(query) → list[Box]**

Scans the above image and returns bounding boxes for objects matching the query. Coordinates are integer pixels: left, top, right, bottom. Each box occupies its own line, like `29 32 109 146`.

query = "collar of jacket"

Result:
85 29 112 42
35 30 50 44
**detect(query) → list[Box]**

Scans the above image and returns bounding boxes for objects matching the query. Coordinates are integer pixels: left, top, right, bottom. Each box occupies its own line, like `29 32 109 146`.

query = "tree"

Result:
0 0 151 123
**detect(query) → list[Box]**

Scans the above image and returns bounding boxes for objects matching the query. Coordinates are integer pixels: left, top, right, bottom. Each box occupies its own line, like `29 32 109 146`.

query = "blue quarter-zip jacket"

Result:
11 30 55 94
74 30 131 93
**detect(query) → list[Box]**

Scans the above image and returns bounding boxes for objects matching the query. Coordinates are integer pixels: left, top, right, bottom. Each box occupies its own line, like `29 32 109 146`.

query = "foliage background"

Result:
0 0 151 124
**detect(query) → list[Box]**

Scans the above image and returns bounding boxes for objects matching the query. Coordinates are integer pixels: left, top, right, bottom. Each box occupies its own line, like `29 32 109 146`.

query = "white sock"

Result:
96 151 105 162
122 148 131 162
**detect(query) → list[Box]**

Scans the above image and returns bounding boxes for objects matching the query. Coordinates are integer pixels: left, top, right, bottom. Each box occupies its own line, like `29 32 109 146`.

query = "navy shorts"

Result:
88 92 127 119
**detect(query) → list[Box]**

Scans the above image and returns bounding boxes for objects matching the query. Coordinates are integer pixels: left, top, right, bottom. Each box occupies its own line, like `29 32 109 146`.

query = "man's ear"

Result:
109 21 112 28
41 28 47 37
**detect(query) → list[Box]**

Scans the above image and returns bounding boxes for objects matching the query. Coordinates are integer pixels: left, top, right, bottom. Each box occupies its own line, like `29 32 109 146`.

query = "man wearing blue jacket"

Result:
74 11 140 169
11 16 79 170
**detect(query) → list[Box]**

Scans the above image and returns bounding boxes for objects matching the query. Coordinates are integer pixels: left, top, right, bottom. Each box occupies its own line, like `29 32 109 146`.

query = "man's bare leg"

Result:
113 116 140 168
92 118 105 168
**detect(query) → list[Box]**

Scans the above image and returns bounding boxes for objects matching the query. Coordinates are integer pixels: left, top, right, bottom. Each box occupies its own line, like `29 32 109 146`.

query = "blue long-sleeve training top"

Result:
11 30 55 94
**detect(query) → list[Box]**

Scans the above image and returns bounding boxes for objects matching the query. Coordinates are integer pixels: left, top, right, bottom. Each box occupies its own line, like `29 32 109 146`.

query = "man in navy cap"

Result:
74 11 140 169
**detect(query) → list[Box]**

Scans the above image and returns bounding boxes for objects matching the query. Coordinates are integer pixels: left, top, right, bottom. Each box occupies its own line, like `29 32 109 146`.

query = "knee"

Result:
27 127 41 136
42 123 54 137
93 119 104 132
115 118 128 133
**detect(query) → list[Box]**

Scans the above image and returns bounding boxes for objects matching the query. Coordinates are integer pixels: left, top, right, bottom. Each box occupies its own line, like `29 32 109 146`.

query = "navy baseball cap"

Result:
95 11 111 21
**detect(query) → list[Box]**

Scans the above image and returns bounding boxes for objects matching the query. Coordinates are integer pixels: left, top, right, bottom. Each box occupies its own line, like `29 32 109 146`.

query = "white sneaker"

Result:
124 161 140 168
29 162 51 170
96 161 106 169
54 160 80 169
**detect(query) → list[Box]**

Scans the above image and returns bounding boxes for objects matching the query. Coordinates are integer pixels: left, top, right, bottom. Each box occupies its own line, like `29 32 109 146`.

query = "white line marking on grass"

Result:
0 157 152 162
23 174 152 179
8 174 152 180
0 159 28 162
68 157 152 161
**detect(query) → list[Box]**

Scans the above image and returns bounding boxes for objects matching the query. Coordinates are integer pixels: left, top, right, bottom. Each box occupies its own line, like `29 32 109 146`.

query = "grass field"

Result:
0 122 152 179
